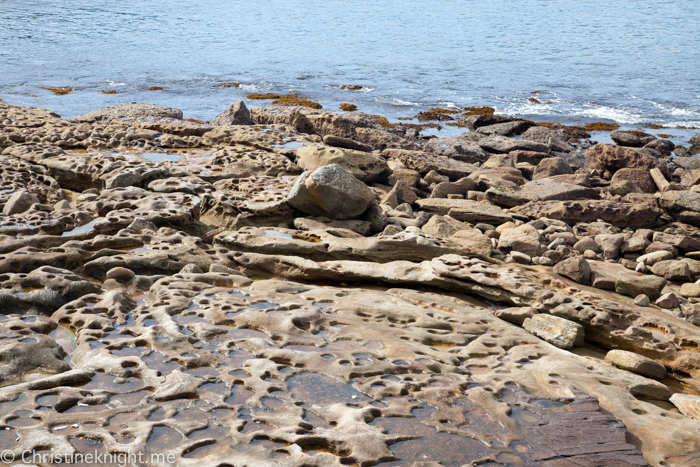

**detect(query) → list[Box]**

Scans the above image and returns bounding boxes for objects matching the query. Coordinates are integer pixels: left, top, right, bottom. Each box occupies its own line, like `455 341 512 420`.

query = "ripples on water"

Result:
1 0 699 133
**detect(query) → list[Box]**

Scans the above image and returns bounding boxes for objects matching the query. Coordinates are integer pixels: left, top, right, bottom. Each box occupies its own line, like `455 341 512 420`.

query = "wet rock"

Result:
605 350 667 379
475 120 533 136
153 370 204 401
522 314 585 349
689 133 700 147
323 134 373 152
287 164 375 220
105 267 135 282
2 190 40 215
649 260 691 282
211 100 252 126
553 257 591 285
615 275 667 299
610 131 646 147
296 146 388 183
0 335 71 387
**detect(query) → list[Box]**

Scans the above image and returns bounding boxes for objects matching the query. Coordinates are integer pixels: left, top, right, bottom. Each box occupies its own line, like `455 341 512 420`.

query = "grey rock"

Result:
2 190 40 215
615 275 667 300
634 294 650 306
287 164 375 220
211 100 252 126
650 260 691 282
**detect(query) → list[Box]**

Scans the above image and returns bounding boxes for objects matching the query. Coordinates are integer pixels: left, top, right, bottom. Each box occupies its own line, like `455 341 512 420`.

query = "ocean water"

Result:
1 0 699 140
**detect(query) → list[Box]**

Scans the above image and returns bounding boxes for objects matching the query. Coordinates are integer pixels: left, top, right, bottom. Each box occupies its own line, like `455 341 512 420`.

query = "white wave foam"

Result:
374 96 421 106
104 79 127 86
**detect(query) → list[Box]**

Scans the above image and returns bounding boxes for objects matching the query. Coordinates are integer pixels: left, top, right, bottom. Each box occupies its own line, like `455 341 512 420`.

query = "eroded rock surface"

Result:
1 102 700 466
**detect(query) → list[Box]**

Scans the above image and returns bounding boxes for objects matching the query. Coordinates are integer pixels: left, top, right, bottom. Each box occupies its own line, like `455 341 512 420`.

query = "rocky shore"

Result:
1 99 700 466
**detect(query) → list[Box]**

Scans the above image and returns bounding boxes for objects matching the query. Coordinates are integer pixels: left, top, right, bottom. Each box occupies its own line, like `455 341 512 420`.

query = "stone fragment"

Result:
211 100 252 126
522 315 585 349
553 257 591 285
421 215 471 238
605 350 667 379
153 370 204 401
573 237 599 253
615 275 667 300
594 233 625 260
649 167 669 192
2 190 40 215
652 232 700 252
655 292 680 309
670 393 700 422
497 225 543 257
494 306 536 325
634 294 650 306
680 282 700 298
650 260 691 282
287 164 375 220
510 251 531 264
610 168 656 193
532 157 572 180
296 146 388 183
106 267 135 282
584 143 661 174
75 102 183 122
323 134 373 152
609 180 641 196
294 217 373 236
637 250 674 266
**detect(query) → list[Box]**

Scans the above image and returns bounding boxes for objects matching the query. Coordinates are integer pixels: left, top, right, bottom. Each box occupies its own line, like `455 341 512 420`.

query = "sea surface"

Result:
1 0 699 141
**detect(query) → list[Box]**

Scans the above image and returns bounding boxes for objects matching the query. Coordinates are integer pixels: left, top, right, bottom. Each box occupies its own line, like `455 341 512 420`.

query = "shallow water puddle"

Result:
287 372 371 405
146 426 184 451
61 219 96 237
49 323 78 354
141 152 183 162
272 141 304 150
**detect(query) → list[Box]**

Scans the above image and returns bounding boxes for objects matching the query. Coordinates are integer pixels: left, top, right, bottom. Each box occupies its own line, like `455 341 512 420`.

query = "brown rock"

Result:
610 168 656 193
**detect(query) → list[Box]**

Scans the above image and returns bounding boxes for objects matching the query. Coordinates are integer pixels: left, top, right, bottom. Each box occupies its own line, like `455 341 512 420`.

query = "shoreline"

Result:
1 99 700 465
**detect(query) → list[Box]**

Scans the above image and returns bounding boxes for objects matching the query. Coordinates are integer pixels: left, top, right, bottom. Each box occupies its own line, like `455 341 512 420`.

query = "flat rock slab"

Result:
416 198 514 225
523 314 585 349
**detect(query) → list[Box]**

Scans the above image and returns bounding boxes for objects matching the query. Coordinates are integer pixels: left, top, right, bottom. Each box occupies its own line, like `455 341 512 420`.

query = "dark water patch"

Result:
146 426 184 451
373 406 494 467
287 372 370 405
